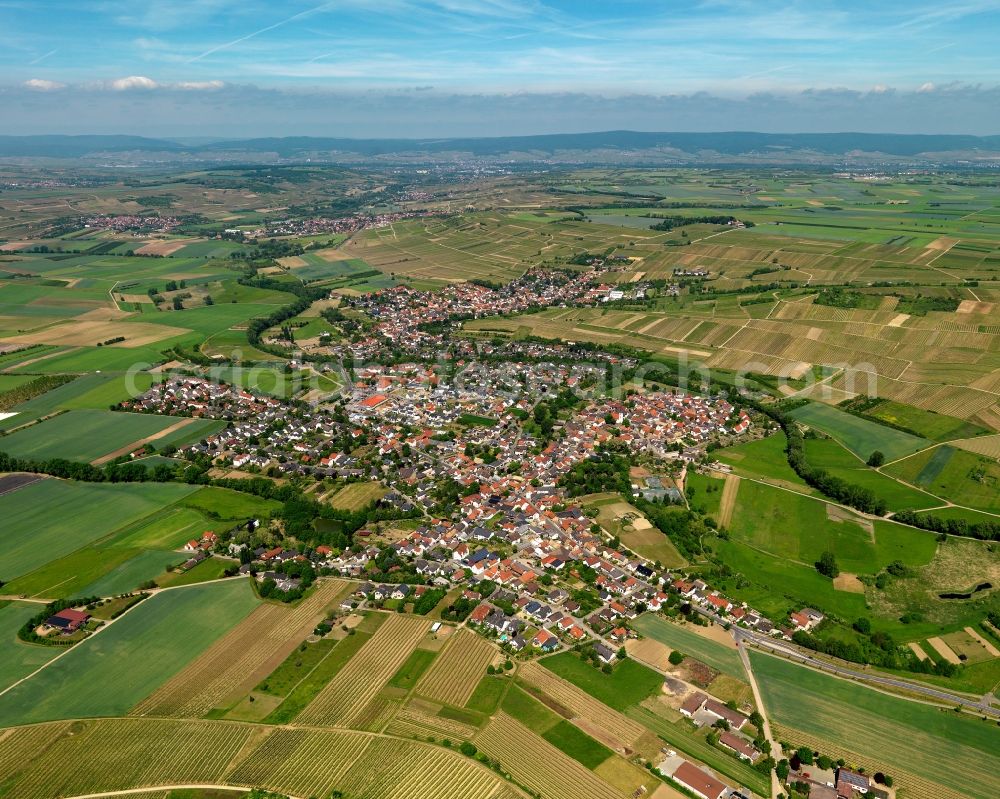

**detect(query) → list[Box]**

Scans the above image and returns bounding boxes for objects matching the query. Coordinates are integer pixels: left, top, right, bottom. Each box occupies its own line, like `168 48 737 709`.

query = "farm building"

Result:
671 761 727 799
45 608 90 633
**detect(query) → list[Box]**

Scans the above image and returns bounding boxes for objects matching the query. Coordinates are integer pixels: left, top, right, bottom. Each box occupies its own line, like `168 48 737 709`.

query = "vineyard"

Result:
296 614 431 727
0 718 523 799
475 713 625 799
386 705 481 741
518 662 647 750
131 579 350 718
0 718 255 799
224 727 373 798
416 628 498 707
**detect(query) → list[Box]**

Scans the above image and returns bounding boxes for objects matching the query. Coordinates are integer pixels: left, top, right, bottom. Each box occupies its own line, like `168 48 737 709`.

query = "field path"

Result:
62 786 261 799
717 474 740 528
91 417 198 465
737 642 782 799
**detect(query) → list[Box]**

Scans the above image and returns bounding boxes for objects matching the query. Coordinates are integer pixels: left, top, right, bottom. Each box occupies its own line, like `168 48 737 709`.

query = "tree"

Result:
172 296 184 310
867 450 885 467
668 650 685 666
204 295 215 306
816 550 839 578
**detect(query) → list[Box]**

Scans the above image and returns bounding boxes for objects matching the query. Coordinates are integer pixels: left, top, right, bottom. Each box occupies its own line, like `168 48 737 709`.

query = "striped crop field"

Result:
0 718 255 799
416 629 497 707
386 705 480 741
296 614 431 727
475 713 624 799
131 579 351 718
224 726 373 798
518 661 647 749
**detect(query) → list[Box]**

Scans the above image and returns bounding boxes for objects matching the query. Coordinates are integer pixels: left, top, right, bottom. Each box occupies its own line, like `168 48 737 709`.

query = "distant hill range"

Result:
2 131 1000 165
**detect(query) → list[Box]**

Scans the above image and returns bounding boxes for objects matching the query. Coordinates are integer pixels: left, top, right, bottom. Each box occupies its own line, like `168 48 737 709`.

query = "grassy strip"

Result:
264 627 379 724
625 704 770 796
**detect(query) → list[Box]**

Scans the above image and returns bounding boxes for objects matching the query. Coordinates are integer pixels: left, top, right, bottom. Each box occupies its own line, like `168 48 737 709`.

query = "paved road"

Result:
692 606 1000 719
736 642 782 799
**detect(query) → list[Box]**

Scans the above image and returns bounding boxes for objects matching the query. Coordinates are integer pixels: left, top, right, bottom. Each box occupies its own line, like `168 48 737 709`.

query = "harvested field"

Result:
965 626 1000 658
3 319 187 348
131 579 350 718
625 637 673 671
297 614 430 727
135 239 194 256
415 628 497 707
832 572 866 593
949 433 1000 458
717 474 740 528
925 636 962 665
519 662 647 750
908 642 930 661
476 713 624 799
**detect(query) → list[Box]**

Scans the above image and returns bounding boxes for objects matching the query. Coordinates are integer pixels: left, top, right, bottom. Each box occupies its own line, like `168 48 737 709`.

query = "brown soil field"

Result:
965 626 1000 658
135 239 193 256
131 579 350 718
907 642 930 661
957 300 996 314
925 636 961 665
91 417 199 466
833 573 866 593
278 255 307 268
626 637 673 670
926 236 959 252
3 319 185 348
717 474 740 528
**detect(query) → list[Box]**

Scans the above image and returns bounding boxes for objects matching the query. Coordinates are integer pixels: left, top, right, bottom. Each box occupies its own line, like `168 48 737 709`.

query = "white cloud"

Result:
871 84 889 93
23 78 65 91
175 80 225 90
111 75 158 90
918 81 936 92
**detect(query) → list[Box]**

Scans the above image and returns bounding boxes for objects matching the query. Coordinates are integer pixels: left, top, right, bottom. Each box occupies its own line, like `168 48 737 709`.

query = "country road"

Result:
692 605 1000 719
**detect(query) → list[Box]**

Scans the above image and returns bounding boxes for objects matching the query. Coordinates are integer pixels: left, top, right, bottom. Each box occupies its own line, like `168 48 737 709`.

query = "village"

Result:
104 367 892 799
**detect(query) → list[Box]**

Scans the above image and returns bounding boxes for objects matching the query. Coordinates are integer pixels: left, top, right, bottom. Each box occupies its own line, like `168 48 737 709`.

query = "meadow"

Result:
886 444 1000 514
0 579 260 726
630 614 745 679
749 650 1000 799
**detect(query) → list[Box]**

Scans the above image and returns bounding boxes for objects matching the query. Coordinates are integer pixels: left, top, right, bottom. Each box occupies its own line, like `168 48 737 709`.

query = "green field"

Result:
0 479 198 586
750 650 1000 799
789 402 930 462
0 579 260 726
631 615 745 678
713 433 811 489
724 479 936 576
0 409 193 462
859 399 989 442
539 651 663 711
886 445 1000 515
388 648 438 690
0 601 61 692
802 437 939 511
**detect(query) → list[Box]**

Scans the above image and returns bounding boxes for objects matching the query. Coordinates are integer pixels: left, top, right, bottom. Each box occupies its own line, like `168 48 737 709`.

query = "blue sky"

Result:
2 0 999 136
